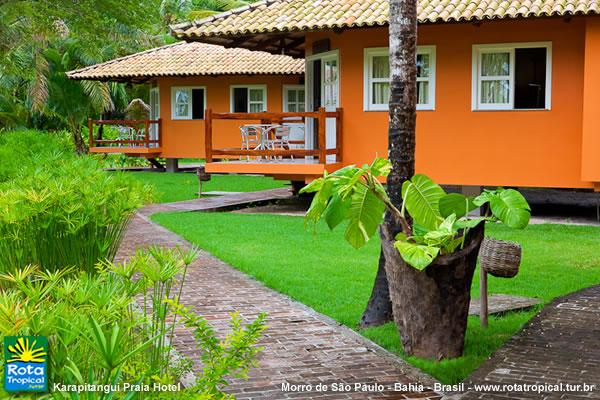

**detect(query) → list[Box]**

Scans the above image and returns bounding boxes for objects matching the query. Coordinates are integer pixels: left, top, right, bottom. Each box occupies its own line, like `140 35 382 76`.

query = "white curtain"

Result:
480 52 510 104
175 90 189 117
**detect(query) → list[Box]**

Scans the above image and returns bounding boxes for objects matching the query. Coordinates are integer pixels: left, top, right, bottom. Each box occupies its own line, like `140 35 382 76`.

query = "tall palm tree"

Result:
32 40 115 153
360 0 419 329
380 0 486 359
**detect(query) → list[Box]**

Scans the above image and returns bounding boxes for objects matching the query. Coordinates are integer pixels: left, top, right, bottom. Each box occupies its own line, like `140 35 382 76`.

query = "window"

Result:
283 86 306 112
472 43 551 110
364 46 436 111
230 85 267 113
171 87 205 120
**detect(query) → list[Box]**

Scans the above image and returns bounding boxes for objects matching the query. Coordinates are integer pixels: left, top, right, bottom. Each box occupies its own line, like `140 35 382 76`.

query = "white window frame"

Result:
230 85 268 113
282 85 306 112
363 46 436 111
170 86 206 120
472 42 552 111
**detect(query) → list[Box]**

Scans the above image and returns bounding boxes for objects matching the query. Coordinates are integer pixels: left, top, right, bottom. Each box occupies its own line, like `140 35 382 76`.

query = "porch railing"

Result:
88 118 162 149
204 108 343 163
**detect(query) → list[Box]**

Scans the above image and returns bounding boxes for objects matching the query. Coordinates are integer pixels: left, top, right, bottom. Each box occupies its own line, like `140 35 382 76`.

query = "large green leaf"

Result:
489 189 531 229
323 192 350 230
401 174 445 230
303 179 333 228
344 184 386 249
394 241 440 270
439 193 477 219
422 214 458 251
368 157 392 177
299 177 324 194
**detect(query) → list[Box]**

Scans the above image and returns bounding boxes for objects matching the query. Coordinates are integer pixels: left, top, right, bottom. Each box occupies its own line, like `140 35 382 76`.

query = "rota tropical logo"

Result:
4 336 48 392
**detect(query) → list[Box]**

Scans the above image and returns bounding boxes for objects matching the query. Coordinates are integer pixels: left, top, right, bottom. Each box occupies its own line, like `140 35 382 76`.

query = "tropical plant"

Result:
0 0 161 150
302 158 530 270
168 301 267 398
0 247 267 399
0 131 152 273
302 158 530 359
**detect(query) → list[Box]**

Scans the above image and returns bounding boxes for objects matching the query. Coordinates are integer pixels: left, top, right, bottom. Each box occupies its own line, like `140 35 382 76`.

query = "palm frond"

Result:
81 80 114 113
29 50 49 113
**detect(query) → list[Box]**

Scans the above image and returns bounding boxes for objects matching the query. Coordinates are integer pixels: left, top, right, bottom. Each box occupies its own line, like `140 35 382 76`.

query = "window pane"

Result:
233 88 248 112
288 90 296 102
417 54 430 78
175 90 189 104
417 81 429 105
372 55 390 79
298 102 305 112
249 88 264 102
515 47 547 109
299 90 305 100
288 103 297 112
249 103 263 113
481 80 510 104
176 103 189 117
481 52 510 76
324 61 338 82
191 88 204 120
372 82 390 104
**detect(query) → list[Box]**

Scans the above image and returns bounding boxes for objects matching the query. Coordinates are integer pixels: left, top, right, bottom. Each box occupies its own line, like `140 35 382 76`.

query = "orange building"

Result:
67 41 304 171
168 0 600 191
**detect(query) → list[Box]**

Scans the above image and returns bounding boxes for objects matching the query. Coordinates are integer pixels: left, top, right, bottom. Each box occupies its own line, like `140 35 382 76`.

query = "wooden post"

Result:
205 109 213 163
88 118 94 149
158 119 163 148
144 120 150 148
318 107 327 163
336 107 343 163
480 269 488 327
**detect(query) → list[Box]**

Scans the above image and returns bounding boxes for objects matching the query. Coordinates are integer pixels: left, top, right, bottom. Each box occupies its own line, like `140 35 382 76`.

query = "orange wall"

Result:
307 18 594 189
581 17 600 183
157 75 301 158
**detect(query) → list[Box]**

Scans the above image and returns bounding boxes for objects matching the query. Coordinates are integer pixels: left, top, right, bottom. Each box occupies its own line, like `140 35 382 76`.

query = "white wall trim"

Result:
170 86 206 120
471 41 552 111
363 45 436 112
229 84 268 113
282 84 305 112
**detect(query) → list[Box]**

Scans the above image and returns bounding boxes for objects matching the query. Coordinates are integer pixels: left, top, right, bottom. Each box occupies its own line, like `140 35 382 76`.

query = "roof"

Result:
172 0 600 55
66 41 305 83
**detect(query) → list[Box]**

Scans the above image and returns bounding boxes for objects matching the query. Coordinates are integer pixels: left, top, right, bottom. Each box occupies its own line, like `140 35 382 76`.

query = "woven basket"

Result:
479 238 521 278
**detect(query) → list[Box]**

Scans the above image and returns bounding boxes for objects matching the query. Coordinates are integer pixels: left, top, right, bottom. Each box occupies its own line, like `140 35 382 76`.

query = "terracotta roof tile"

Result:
67 41 304 81
171 0 599 38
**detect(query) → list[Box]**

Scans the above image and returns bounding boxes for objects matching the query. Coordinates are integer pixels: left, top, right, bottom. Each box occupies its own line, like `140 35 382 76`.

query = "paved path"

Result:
139 187 293 215
117 190 441 399
462 285 600 399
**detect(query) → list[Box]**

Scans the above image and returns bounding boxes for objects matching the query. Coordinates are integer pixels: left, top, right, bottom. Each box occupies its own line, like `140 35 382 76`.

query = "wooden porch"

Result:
204 108 343 180
88 119 162 155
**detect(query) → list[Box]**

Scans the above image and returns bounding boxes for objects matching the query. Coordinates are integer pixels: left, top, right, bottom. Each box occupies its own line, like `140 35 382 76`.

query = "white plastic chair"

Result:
266 125 292 159
241 125 262 160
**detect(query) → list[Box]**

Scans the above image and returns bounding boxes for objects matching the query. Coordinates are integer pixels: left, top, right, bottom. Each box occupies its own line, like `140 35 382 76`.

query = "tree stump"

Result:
197 166 211 196
381 222 485 360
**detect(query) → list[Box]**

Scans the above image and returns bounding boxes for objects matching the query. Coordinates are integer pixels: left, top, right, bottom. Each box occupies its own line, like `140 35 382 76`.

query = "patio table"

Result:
241 123 282 151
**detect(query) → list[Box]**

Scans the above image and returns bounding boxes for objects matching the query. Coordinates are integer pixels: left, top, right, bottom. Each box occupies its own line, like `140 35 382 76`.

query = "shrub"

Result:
0 130 152 273
0 249 267 399
0 129 73 183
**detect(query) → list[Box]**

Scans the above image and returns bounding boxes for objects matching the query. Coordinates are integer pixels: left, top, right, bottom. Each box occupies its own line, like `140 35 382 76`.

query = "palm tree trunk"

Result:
71 124 88 155
359 250 393 328
359 0 418 329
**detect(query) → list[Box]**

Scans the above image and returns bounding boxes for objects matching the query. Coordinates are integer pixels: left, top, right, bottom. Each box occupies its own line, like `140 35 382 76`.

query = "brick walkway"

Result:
462 285 600 399
116 190 441 400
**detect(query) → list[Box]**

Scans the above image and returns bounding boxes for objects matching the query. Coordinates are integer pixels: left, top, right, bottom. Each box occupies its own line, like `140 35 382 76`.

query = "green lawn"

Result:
151 212 600 384
127 172 288 203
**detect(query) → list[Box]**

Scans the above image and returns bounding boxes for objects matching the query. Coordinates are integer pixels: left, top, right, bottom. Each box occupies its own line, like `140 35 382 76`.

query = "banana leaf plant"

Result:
301 158 531 270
